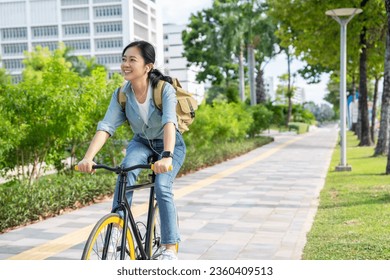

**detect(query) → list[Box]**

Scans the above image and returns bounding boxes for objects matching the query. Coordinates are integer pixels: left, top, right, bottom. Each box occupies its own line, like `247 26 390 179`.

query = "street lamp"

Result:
325 8 362 172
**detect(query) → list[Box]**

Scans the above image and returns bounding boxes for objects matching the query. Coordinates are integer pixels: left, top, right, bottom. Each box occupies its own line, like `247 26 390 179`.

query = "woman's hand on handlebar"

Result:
153 157 173 174
76 158 96 174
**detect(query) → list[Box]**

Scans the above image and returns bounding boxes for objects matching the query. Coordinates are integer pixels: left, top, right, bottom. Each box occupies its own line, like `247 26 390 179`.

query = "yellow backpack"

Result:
117 78 198 133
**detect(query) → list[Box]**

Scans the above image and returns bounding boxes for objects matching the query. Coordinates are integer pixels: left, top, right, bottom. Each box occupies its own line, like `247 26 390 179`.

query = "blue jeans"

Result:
112 130 186 245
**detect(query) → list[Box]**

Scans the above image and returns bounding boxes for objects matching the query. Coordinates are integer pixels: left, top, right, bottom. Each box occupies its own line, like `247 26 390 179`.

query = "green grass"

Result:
302 131 390 259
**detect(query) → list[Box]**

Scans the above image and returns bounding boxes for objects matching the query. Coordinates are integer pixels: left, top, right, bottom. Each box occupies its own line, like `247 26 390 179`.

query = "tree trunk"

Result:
356 100 362 139
248 44 256 106
256 68 266 104
286 51 292 126
370 77 379 143
238 46 245 102
384 0 390 174
375 3 390 157
387 148 390 174
358 24 373 146
29 155 39 186
351 74 358 133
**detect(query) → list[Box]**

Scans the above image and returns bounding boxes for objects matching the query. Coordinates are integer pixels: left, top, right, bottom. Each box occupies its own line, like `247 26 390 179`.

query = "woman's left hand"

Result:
153 157 173 174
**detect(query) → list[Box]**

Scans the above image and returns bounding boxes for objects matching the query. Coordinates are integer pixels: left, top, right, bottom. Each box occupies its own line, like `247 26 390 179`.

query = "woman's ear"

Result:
146 63 154 73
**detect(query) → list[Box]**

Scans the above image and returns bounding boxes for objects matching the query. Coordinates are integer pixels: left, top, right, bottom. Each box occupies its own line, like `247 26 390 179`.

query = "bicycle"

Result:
77 159 178 260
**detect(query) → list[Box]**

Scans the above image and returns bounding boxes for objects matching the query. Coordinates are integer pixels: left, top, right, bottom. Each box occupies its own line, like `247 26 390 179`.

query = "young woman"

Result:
77 40 186 260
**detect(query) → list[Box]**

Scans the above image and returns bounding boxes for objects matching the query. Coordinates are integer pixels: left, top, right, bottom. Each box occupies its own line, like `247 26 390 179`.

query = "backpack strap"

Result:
117 81 128 112
172 78 181 88
153 80 166 111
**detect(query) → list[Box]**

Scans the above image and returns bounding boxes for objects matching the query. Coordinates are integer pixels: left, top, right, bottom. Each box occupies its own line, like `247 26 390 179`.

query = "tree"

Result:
304 102 335 123
182 0 278 104
383 0 390 174
0 70 18 173
275 72 297 125
182 7 237 87
267 0 386 146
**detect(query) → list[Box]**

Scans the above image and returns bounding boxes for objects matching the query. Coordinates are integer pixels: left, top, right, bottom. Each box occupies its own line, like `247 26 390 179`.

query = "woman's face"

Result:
121 46 151 82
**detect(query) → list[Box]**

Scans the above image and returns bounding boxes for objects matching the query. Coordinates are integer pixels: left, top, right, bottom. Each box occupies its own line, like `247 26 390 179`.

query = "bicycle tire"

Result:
148 204 179 259
81 213 136 260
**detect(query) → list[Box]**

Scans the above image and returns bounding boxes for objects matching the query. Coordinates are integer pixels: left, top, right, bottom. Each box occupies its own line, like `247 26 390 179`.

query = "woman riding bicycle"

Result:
77 40 186 260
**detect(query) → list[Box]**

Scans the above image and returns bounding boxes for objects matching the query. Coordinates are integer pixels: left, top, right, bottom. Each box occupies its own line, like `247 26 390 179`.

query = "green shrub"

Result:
0 172 116 232
184 101 253 148
247 104 273 137
288 122 310 134
292 105 316 124
267 104 287 127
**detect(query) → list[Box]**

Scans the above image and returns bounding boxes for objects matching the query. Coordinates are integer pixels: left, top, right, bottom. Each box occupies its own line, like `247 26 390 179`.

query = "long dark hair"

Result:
122 40 172 88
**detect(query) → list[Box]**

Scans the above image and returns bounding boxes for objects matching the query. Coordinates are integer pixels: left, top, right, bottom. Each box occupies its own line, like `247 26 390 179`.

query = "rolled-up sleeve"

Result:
97 88 127 137
161 83 178 128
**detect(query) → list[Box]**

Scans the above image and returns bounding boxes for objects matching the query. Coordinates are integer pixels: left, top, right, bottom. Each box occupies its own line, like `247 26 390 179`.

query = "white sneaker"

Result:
160 249 178 260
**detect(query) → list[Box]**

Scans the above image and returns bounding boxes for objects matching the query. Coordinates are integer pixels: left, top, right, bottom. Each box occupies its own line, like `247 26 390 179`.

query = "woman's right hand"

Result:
76 158 96 173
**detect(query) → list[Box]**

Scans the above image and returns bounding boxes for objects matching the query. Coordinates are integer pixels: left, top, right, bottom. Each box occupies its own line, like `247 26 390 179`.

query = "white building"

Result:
264 76 275 102
0 0 163 82
292 87 306 104
163 23 205 103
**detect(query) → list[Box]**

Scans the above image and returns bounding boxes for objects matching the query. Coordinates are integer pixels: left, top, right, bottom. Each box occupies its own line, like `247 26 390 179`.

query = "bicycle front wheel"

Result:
148 204 179 259
81 213 136 260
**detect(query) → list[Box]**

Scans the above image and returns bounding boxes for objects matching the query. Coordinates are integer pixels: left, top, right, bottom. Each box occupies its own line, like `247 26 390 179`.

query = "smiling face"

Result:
121 46 152 82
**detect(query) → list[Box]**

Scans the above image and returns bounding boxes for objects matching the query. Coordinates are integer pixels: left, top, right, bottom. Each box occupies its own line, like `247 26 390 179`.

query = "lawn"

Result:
302 131 390 260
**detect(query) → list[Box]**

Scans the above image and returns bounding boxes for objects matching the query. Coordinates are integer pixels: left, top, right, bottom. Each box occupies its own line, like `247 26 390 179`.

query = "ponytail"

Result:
149 69 173 88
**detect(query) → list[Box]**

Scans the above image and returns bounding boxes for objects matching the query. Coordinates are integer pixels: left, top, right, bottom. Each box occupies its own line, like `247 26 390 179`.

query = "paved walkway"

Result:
0 124 338 260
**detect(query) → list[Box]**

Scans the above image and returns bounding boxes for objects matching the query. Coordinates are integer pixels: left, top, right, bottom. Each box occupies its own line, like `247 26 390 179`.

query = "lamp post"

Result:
325 8 362 172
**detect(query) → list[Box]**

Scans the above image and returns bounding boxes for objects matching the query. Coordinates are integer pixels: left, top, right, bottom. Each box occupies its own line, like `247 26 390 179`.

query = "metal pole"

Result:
326 8 362 172
248 45 256 106
239 49 245 101
337 20 349 170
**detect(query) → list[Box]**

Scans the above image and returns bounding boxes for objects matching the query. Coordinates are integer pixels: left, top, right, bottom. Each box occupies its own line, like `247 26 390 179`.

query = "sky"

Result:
159 0 329 105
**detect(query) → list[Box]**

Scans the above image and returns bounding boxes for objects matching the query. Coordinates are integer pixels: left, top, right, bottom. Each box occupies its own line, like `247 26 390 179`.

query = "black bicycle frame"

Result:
107 165 157 260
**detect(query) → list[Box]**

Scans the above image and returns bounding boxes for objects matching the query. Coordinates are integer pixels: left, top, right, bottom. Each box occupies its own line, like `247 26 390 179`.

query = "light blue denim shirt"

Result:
97 80 178 140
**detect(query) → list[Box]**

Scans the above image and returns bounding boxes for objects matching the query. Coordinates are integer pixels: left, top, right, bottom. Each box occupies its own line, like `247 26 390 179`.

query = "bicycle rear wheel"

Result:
148 204 179 259
81 213 136 260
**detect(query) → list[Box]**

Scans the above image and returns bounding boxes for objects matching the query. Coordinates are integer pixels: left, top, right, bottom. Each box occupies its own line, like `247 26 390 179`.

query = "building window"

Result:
11 75 22 84
64 40 91 51
1 27 28 40
61 0 88 6
164 35 168 39
151 17 156 29
95 38 122 50
3 59 24 70
31 26 58 39
134 23 148 40
95 22 122 34
32 41 59 51
63 24 90 36
93 0 120 3
134 0 147 10
133 7 148 26
96 54 121 65
108 70 121 79
94 6 122 18
62 8 89 21
2 43 28 56
151 32 156 45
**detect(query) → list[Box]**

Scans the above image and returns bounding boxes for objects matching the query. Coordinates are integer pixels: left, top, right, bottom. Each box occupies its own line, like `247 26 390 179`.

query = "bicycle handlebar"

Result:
74 163 172 173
